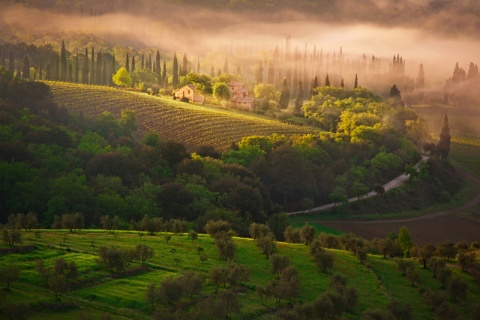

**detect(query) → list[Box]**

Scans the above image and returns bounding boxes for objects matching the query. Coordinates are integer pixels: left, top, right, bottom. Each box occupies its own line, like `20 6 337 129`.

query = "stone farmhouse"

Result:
227 81 255 110
174 84 205 103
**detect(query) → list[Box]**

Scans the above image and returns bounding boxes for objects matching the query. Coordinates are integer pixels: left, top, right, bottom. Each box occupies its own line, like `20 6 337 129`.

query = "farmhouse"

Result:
227 81 255 110
174 84 205 103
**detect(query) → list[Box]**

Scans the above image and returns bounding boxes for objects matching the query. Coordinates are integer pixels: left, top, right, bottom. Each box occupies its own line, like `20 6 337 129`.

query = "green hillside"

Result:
47 82 319 152
1 230 479 319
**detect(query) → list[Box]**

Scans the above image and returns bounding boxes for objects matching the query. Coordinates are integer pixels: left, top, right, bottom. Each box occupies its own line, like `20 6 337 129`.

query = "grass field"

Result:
1 230 479 319
46 82 320 152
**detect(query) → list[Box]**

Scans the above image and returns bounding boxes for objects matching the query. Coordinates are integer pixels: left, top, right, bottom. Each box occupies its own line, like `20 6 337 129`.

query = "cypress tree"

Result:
45 63 51 80
155 50 160 78
416 64 425 100
148 54 152 71
340 78 344 88
22 55 30 79
286 69 292 92
111 54 116 85
81 47 89 84
172 53 179 86
125 53 130 72
354 74 358 89
197 59 200 74
60 40 67 81
54 53 60 80
181 53 188 76
131 54 135 72
141 54 145 69
294 81 303 115
96 52 102 84
74 54 79 83
437 114 451 159
310 76 318 98
292 64 298 98
279 78 290 109
325 74 330 87
9 50 14 74
90 47 95 84
102 59 107 85
162 61 166 84
267 62 274 85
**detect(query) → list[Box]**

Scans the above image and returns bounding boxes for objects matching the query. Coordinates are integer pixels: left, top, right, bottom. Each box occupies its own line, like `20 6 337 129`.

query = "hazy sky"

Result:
2 1 479 84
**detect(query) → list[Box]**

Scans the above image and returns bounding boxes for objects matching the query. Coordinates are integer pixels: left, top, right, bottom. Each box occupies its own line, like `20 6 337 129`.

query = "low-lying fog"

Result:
2 2 480 85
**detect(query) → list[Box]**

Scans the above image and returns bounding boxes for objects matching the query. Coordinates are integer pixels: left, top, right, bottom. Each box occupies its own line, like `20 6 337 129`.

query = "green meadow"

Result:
1 230 479 319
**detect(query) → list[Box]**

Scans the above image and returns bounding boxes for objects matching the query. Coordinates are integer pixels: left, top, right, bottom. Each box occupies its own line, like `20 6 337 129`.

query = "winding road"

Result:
287 156 428 216
289 158 480 244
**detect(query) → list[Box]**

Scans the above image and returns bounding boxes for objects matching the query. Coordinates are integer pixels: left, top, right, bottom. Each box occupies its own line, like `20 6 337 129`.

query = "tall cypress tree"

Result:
102 59 107 85
125 53 130 72
354 74 358 89
437 114 451 159
54 53 60 80
267 62 274 85
131 54 135 73
172 53 179 86
81 47 89 84
294 81 303 115
60 40 67 81
325 74 330 87
74 54 79 83
181 53 187 76
279 78 290 109
310 76 318 98
156 50 160 79
96 52 102 84
111 53 116 85
141 54 145 69
162 61 166 85
22 55 30 79
340 79 344 88
45 63 51 80
292 63 298 97
90 47 95 84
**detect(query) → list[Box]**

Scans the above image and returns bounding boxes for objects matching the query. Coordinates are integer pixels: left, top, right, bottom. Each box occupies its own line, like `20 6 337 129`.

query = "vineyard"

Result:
46 82 320 152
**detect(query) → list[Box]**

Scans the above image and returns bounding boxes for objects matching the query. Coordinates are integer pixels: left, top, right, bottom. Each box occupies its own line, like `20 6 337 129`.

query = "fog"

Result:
2 1 480 86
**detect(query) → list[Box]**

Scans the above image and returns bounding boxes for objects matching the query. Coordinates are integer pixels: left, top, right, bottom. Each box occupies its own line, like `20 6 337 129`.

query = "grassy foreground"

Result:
1 230 479 319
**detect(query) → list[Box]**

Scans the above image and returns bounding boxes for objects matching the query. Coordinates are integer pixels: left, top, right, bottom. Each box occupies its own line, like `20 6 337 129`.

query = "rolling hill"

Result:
47 82 320 152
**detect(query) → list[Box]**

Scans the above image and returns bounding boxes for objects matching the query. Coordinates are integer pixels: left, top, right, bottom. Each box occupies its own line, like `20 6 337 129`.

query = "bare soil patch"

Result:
320 214 480 244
